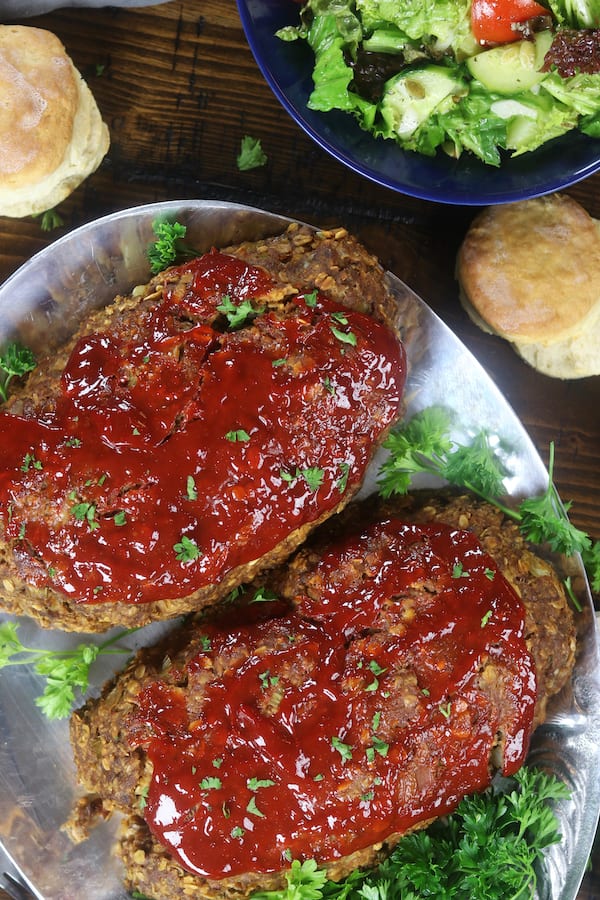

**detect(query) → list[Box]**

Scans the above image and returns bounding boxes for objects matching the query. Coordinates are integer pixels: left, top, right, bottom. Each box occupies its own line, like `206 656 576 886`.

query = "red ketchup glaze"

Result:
0 251 405 605
130 520 537 879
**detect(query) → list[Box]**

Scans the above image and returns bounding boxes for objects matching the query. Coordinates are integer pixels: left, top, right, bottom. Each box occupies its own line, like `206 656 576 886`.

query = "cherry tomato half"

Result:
471 0 549 44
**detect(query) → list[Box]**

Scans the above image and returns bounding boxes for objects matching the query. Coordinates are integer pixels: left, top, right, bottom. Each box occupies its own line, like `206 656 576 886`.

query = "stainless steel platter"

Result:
0 200 598 900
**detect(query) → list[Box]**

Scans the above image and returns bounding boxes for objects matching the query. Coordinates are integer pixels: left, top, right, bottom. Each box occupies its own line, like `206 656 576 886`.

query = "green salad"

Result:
277 0 600 165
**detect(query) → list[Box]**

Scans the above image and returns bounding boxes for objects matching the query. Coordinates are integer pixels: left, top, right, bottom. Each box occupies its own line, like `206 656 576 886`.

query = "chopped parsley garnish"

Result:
137 784 149 810
113 511 127 527
439 702 452 719
251 586 279 603
247 778 276 791
365 660 386 692
331 311 349 325
279 467 325 492
452 562 470 579
330 324 357 346
237 135 268 171
331 735 353 762
481 609 493 627
217 295 261 329
246 796 266 817
174 534 202 562
371 736 389 757
0 342 36 403
304 290 318 308
21 452 42 472
71 501 99 531
186 475 198 501
337 462 350 493
301 467 324 492
226 429 251 442
259 669 279 690
200 776 222 790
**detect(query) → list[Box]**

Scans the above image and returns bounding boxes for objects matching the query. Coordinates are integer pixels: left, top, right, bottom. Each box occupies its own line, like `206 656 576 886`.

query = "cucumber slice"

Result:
466 30 553 94
380 66 466 138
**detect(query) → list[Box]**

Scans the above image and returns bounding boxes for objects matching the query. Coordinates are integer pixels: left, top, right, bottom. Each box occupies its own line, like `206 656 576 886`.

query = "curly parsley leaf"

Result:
147 220 197 274
0 622 139 719
237 135 268 171
0 342 37 403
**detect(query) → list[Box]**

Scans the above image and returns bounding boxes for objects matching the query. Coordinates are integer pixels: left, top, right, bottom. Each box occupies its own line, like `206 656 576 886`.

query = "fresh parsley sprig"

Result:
0 621 140 719
251 768 568 900
377 406 600 593
378 407 506 500
147 220 198 274
0 342 36 403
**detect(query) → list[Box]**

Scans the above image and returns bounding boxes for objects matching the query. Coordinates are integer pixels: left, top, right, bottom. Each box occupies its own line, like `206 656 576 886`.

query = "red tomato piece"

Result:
471 0 549 44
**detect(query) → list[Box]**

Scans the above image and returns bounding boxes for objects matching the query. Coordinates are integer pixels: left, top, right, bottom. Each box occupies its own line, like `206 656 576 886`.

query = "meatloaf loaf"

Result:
0 224 406 632
67 491 576 900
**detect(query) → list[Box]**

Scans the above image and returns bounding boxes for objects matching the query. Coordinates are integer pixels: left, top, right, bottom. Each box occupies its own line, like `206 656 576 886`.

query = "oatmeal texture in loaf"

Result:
0 224 406 632
67 491 576 900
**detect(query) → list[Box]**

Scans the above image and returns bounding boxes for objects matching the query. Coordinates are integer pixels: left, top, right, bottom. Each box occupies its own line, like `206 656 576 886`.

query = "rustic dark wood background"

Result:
0 0 599 896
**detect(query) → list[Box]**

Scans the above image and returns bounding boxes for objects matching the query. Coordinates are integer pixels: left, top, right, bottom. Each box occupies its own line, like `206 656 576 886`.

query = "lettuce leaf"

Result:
356 0 477 55
545 0 600 27
541 70 600 116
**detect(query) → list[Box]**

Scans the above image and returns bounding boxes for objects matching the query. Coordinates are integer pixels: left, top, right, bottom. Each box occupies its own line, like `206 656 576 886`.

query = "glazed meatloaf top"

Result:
67 491 576 900
0 224 406 632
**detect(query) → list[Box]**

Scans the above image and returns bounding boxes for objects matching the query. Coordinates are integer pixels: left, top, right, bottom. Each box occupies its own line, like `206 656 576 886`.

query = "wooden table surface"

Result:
0 0 599 897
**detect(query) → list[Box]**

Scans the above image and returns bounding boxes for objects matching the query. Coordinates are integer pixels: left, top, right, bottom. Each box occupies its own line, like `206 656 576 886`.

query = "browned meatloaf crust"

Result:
67 491 576 900
0 224 405 632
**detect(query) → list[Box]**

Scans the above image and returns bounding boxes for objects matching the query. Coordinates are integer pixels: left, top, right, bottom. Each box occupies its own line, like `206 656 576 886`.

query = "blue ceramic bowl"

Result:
237 0 600 205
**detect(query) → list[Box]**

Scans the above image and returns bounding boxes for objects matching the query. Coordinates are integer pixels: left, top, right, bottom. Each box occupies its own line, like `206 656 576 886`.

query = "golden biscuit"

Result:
0 25 109 217
457 194 600 379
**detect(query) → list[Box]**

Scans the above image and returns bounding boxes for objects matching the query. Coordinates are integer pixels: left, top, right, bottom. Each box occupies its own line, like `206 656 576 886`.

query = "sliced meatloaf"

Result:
67 491 576 900
0 224 406 632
